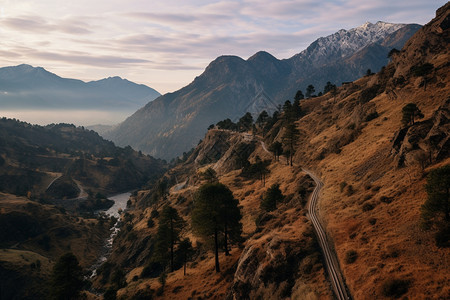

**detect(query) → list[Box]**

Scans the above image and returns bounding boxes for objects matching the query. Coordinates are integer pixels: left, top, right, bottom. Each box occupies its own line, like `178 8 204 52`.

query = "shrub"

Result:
151 209 159 218
359 85 381 103
410 63 434 77
345 250 358 264
340 182 347 192
381 278 410 297
380 196 393 204
365 111 379 122
362 202 375 212
435 224 450 248
346 185 354 196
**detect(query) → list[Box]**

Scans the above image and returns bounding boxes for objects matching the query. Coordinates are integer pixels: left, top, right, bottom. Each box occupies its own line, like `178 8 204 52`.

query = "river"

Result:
89 192 131 278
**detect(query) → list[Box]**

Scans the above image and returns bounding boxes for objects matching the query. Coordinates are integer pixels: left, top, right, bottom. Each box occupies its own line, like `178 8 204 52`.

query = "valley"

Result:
0 2 449 300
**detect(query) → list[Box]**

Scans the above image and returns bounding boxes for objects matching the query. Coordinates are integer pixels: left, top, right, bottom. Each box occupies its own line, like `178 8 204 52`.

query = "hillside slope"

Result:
95 4 449 299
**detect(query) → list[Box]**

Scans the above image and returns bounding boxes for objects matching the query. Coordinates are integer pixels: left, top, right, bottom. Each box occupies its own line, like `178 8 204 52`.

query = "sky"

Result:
0 0 446 94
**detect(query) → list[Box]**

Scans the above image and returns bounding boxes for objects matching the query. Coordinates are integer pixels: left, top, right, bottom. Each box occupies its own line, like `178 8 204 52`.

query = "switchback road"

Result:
304 169 350 300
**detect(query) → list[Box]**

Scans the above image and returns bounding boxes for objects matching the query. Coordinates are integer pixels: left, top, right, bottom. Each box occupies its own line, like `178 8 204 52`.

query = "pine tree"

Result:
155 205 185 272
306 84 315 98
177 238 195 276
422 165 450 222
191 183 242 272
50 253 84 300
261 183 284 211
282 123 300 166
294 90 304 101
268 141 283 161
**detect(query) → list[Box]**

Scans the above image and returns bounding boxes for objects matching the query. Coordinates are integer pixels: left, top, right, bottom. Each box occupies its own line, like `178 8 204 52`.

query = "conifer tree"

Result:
191 183 242 272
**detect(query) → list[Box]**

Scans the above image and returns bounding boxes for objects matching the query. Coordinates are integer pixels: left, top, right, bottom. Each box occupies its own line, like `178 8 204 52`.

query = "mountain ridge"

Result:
106 21 421 159
0 64 161 115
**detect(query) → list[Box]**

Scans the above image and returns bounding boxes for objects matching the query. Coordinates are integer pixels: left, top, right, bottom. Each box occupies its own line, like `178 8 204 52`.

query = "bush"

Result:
362 202 375 212
345 250 358 264
340 182 347 192
365 111 379 122
359 85 381 103
410 63 434 77
346 185 354 196
435 224 450 248
151 209 159 218
381 278 410 297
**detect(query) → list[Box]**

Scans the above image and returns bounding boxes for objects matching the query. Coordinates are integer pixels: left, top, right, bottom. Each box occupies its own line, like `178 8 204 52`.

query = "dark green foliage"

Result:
261 184 284 212
294 90 304 101
241 156 270 185
306 84 315 98
256 110 269 128
216 118 237 131
111 269 127 289
191 183 242 272
362 202 375 212
401 103 424 126
50 253 84 300
366 69 374 76
422 165 450 246
176 238 195 275
323 81 337 94
141 261 164 278
268 141 283 161
104 288 117 300
365 111 379 122
359 84 380 103
237 112 253 132
282 123 300 166
154 205 185 272
381 278 410 297
345 250 358 264
410 63 434 77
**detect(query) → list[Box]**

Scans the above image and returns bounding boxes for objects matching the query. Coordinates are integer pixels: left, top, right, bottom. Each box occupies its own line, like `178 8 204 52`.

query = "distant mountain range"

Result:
0 64 160 123
105 21 421 159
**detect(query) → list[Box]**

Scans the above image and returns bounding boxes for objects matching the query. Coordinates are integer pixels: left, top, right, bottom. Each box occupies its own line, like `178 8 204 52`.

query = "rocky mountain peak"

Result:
292 21 408 67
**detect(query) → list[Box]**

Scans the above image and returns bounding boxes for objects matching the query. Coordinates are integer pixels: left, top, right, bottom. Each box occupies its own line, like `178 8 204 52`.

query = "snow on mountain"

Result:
293 21 407 67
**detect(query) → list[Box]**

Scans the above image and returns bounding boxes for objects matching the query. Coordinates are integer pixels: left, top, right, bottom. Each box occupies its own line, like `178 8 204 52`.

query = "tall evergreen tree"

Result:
191 183 242 272
323 81 337 94
294 90 304 101
261 183 284 211
306 84 315 98
50 253 84 300
268 141 283 162
422 165 450 222
155 205 185 272
237 112 253 132
282 123 300 166
177 238 195 276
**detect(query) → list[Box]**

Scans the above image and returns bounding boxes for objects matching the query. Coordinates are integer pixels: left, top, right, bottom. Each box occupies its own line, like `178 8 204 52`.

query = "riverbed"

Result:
89 192 131 278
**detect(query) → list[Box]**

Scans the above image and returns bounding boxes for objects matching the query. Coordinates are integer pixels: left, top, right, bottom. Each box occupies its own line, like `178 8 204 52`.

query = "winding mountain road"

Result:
304 169 350 300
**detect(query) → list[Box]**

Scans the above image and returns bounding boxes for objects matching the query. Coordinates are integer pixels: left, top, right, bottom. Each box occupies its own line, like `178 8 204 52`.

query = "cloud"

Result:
2 15 92 34
0 0 444 93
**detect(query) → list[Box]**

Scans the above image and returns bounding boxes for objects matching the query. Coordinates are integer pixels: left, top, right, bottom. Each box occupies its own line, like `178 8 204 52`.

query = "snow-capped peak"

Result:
294 21 407 66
